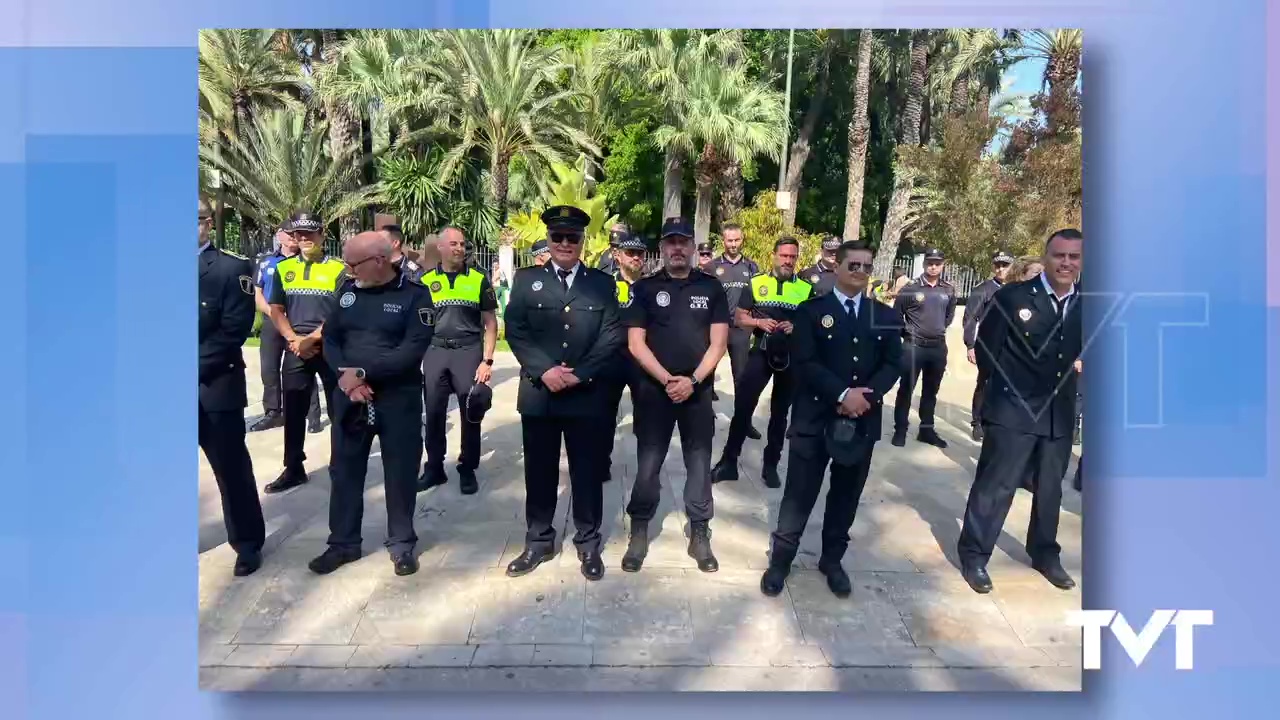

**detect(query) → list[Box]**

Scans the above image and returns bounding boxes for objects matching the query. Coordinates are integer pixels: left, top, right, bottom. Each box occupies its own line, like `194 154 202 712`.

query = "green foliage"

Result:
505 159 620 266
727 190 823 268
597 121 665 236
376 148 503 248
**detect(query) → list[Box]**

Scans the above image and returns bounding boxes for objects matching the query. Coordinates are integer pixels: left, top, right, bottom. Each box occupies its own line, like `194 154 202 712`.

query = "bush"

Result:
727 190 824 269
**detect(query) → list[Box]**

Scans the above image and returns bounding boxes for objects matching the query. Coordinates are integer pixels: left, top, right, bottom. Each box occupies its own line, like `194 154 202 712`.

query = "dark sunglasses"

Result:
845 261 873 272
549 232 582 245
699 251 713 257
620 249 645 258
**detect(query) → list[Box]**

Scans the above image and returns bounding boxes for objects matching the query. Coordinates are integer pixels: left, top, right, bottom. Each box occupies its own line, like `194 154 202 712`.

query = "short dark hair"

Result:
382 224 404 242
1047 228 1083 247
835 240 873 264
722 223 743 235
774 236 799 251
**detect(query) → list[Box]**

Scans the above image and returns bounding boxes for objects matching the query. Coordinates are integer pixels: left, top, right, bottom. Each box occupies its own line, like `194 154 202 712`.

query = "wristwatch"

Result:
483 358 494 366
354 368 367 380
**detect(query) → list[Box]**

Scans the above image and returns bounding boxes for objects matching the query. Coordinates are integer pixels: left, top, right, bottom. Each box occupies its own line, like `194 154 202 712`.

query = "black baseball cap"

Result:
286 211 324 233
609 228 632 247
542 205 591 231
825 416 875 467
992 250 1015 264
464 383 493 424
660 217 694 239
923 247 945 261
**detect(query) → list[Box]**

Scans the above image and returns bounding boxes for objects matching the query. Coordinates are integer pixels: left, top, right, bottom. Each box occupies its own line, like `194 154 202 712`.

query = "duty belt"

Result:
430 336 481 350
905 334 945 348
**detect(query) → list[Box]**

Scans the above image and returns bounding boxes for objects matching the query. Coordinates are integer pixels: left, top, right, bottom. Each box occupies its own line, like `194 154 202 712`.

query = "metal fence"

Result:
891 256 984 301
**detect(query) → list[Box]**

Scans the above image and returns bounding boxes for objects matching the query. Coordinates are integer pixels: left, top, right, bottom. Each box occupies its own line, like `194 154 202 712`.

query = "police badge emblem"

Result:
656 291 671 307
238 276 254 295
339 292 356 308
915 292 925 302
758 285 768 297
820 314 834 328
430 281 442 293
1018 308 1033 322
532 281 543 291
418 308 435 326
811 274 820 284
716 267 724 276
284 271 296 282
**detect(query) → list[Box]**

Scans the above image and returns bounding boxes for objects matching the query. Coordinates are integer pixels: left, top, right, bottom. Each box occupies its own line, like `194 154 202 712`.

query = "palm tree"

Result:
779 30 840 230
611 29 745 220
873 29 931 281
311 30 365 241
841 29 875 243
656 63 786 244
563 34 650 181
941 29 1022 116
198 109 379 252
425 30 599 225
198 29 302 139
1007 29 1083 137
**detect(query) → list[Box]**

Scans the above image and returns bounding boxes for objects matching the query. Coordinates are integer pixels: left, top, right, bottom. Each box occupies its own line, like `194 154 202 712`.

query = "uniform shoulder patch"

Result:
238 275 254 295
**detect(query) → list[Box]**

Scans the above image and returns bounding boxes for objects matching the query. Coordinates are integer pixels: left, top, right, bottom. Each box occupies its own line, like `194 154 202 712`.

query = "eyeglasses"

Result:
549 232 582 245
620 249 645 258
345 255 382 271
699 252 712 257
845 261 873 272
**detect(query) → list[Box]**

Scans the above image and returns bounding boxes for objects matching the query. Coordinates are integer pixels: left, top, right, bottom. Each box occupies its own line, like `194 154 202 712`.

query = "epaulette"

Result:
219 247 249 261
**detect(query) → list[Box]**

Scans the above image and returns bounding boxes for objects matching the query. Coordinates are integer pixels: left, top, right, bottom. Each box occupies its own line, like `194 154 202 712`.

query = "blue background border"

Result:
3 0 1278 716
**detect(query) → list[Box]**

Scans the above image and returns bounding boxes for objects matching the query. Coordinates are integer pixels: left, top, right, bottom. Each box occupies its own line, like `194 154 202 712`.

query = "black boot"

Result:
687 522 718 573
711 457 738 483
760 564 789 596
917 427 948 448
457 466 479 495
817 558 852 598
621 521 649 572
761 465 782 489
264 465 307 494
890 428 907 447
248 412 284 433
416 462 446 492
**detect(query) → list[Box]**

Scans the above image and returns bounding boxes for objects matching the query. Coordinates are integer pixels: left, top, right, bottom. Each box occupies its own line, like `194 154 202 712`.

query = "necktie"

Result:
557 268 571 291
845 297 857 318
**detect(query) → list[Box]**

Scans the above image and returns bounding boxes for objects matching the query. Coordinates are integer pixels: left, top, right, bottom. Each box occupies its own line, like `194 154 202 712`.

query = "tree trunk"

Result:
781 38 835 230
920 94 932 146
361 111 375 227
717 158 744 228
320 30 361 241
662 147 684 220
841 29 874 243
693 145 719 246
976 84 992 116
492 151 512 225
949 71 970 116
873 29 929 281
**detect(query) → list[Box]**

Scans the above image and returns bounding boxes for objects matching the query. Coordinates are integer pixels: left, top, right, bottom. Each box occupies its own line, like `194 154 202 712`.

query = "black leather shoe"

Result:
711 458 738 483
962 564 994 594
393 552 419 576
917 428 948 448
264 467 307 494
248 412 284 433
458 467 479 495
579 551 605 581
506 548 554 577
760 566 788 596
621 523 649 573
1033 561 1076 590
891 430 907 447
308 547 361 575
687 523 718 573
971 425 984 442
761 465 782 489
746 425 762 440
233 551 262 577
818 561 852 598
416 463 447 492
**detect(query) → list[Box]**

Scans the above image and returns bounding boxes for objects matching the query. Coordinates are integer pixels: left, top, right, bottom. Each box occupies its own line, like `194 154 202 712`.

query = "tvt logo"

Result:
1067 610 1213 669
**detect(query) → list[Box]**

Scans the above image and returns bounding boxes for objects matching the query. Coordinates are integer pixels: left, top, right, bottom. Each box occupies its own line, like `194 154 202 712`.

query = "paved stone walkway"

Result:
198 325 1083 692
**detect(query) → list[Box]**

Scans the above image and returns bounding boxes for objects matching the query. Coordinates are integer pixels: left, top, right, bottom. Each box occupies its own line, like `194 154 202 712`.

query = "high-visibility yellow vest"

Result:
614 273 633 306
276 255 344 296
748 272 813 311
420 267 484 308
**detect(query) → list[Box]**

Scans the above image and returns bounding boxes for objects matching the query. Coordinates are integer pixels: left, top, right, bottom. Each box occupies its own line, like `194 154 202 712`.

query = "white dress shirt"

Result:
550 261 583 289
832 288 864 402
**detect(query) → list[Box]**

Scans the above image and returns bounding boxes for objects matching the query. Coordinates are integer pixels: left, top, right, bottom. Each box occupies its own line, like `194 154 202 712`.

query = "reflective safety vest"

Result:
748 272 813 312
420 267 485 308
275 255 345 333
614 272 634 306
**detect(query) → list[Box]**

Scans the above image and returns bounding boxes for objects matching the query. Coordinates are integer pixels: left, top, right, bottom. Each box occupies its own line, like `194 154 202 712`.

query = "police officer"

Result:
697 241 715 272
264 211 347 493
621 217 729 574
600 229 648 484
963 250 1014 441
761 241 903 598
799 235 840 297
248 226 323 433
957 229 1083 594
416 227 499 495
503 205 624 581
307 232 437 576
707 223 761 438
530 239 551 267
596 223 629 275
711 237 813 488
197 195 266 577
891 247 958 448
380 223 425 282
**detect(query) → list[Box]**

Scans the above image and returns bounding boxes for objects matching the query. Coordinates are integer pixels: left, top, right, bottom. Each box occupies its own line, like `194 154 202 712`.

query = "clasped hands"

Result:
664 375 695 403
288 334 322 360
540 366 582 392
338 368 373 403
838 387 873 418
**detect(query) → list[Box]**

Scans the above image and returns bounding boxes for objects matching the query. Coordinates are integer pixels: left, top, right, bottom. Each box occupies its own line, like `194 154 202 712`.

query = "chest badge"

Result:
284 271 296 282
1018 308 1033 322
430 281 443 292
811 274 820 284
656 291 671 307
914 292 925 302
531 280 543 292
339 292 356 308
758 285 768 297
716 267 724 276
820 314 834 328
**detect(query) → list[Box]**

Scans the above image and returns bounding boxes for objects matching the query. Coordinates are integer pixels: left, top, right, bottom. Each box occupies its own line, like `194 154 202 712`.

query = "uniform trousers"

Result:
522 416 604 555
722 351 795 467
894 341 948 431
770 433 873 567
629 382 715 524
198 395 265 556
971 365 989 429
601 369 639 478
727 326 751 384
281 351 338 469
957 423 1072 568
259 320 322 418
327 382 423 556
421 341 484 471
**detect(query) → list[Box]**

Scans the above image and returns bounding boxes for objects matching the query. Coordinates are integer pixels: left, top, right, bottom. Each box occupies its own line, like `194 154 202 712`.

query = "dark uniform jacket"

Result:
323 269 436 388
504 262 624 417
789 292 904 441
799 262 838 297
708 254 759 327
894 276 958 347
963 277 1003 349
199 244 257 412
975 277 1082 439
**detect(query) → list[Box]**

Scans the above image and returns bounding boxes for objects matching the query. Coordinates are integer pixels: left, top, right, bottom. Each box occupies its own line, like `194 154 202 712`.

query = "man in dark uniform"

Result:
697 241 715 272
600 229 648 484
761 241 903 598
307 232 437 576
596 223 629 276
380 223 425 282
963 250 1014 442
957 229 1084 594
530 238 551 267
711 238 813 488
265 211 347 493
891 247 958 448
198 195 266 577
416 227 499 495
708 222 761 438
248 226 323 433
620 217 729 573
799 235 840 297
504 205 624 581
